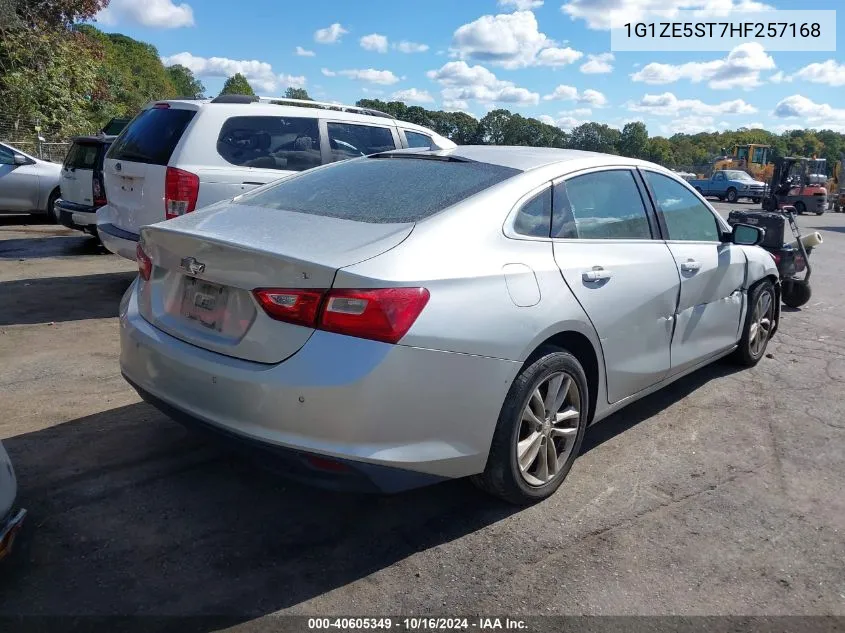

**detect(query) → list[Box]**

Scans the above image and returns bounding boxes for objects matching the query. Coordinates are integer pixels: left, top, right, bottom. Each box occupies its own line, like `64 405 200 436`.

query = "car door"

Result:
711 171 726 195
551 168 681 403
641 169 746 373
0 144 40 212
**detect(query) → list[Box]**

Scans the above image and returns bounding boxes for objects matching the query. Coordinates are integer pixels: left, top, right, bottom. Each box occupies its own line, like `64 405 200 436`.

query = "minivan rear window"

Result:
107 107 195 166
233 156 521 224
64 143 99 170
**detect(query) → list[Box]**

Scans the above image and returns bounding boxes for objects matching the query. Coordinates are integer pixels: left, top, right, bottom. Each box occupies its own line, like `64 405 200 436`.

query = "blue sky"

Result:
94 0 845 135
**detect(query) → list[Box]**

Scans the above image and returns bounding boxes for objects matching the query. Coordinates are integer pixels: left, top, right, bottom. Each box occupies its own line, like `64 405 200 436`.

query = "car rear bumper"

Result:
119 281 520 490
56 199 98 232
97 208 139 260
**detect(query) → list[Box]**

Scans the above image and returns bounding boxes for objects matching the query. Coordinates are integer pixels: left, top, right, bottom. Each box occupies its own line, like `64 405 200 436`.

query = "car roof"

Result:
383 146 648 172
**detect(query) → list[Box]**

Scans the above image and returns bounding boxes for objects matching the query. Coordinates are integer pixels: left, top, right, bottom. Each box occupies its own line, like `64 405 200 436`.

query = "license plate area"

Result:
181 277 229 332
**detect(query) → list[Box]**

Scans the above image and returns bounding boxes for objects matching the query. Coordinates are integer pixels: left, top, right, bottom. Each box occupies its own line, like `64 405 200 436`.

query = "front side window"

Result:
513 188 551 238
552 170 652 240
327 123 396 162
217 116 321 171
405 130 434 149
0 144 16 165
644 171 721 242
714 172 725 181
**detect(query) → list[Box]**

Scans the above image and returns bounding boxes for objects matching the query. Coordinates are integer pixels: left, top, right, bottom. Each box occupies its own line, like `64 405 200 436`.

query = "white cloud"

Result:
580 53 614 74
552 110 594 130
443 99 472 112
543 85 607 106
769 71 791 84
161 52 303 93
499 0 544 9
659 116 732 135
96 0 194 28
628 92 757 116
630 43 775 89
451 10 583 69
391 88 435 103
794 60 845 87
773 95 845 130
323 68 400 84
538 114 556 125
295 46 315 57
395 41 430 53
561 0 773 31
428 60 540 106
314 23 348 44
360 33 389 53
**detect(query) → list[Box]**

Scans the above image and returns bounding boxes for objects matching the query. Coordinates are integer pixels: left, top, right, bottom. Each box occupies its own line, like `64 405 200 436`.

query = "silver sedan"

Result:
119 146 779 504
0 143 62 219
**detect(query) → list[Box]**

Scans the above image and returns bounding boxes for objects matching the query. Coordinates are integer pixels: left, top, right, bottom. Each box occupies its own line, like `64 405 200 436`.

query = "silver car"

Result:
0 143 62 219
0 441 25 561
119 147 779 504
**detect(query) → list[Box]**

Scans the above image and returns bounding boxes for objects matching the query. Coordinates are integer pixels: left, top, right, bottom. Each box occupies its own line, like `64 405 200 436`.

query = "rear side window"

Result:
64 143 98 170
405 130 434 149
553 170 652 240
513 188 551 238
327 123 396 162
107 107 195 166
217 116 321 172
234 156 520 224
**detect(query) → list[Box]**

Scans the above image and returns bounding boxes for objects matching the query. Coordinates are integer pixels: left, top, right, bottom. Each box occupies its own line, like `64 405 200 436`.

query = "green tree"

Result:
648 137 675 165
220 73 254 96
167 64 204 98
284 87 311 100
618 121 649 159
478 109 512 145
568 122 620 154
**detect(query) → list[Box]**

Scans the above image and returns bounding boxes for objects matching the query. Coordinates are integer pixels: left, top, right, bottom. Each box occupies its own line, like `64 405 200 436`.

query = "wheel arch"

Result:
523 330 602 424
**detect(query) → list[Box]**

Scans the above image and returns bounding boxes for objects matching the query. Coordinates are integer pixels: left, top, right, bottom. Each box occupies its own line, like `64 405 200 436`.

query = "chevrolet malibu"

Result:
119 147 779 504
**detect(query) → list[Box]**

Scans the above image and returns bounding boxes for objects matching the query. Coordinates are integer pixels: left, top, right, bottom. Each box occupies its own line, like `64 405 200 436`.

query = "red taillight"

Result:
305 455 350 472
136 243 152 280
320 287 430 344
165 167 200 220
252 287 430 344
93 176 106 207
153 103 171 109
771 252 781 265
253 289 325 328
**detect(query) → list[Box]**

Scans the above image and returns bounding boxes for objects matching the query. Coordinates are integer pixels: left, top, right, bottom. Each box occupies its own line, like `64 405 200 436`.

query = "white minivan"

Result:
97 96 456 260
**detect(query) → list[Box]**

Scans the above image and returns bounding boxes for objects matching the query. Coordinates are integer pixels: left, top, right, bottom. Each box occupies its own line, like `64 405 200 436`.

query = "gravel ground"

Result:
0 204 843 623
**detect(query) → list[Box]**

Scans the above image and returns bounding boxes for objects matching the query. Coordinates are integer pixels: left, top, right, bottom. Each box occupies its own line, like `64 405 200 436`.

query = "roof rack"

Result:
210 94 259 104
256 96 395 119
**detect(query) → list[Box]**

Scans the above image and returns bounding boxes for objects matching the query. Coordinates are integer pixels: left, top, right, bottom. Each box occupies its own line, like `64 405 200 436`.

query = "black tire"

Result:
731 279 776 367
752 198 761 204
794 201 806 215
472 346 589 505
782 279 812 308
726 188 738 203
47 188 60 224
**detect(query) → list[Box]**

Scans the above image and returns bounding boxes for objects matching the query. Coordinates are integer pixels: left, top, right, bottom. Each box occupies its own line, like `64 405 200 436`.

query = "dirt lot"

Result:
0 205 844 622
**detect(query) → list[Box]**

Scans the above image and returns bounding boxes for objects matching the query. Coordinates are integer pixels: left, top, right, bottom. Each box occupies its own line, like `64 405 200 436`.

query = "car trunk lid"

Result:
137 202 414 363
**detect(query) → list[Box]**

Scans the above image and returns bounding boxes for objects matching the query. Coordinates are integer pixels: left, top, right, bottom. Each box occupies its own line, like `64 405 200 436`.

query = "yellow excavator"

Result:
713 144 775 183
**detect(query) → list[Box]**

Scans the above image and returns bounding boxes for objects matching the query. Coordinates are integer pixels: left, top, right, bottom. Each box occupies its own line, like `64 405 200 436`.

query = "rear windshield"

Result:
64 143 99 170
233 156 521 223
107 107 195 166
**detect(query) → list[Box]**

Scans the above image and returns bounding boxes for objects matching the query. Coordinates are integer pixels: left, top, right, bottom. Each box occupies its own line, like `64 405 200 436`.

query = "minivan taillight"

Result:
252 287 430 344
165 167 199 219
93 175 106 207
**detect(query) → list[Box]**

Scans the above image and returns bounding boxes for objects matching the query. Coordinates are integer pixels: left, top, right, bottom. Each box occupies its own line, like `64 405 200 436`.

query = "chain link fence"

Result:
0 115 70 163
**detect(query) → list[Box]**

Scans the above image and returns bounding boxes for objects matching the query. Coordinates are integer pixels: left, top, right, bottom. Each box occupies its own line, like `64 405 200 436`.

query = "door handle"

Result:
680 260 701 273
582 267 613 282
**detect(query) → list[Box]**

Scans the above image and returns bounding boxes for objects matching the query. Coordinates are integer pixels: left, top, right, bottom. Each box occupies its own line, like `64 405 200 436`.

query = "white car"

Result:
0 441 25 562
0 142 61 219
97 96 456 260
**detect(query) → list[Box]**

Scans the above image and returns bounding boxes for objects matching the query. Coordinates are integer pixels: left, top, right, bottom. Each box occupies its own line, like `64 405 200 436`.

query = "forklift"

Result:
762 156 828 215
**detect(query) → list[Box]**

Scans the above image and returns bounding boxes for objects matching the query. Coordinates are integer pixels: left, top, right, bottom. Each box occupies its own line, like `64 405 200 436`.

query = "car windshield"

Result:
725 170 754 181
232 156 521 223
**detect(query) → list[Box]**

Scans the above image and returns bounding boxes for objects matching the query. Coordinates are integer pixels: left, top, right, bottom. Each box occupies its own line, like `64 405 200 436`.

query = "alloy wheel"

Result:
748 289 774 358
516 372 581 487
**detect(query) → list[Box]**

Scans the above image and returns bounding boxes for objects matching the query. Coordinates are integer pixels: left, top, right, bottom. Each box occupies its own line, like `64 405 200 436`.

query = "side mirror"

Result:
731 223 764 246
13 154 29 166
